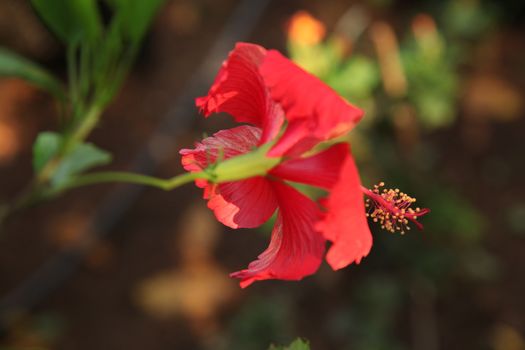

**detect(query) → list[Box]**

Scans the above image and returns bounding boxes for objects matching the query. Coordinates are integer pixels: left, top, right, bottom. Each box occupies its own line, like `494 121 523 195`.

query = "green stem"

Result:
65 103 102 151
60 170 210 192
67 43 79 113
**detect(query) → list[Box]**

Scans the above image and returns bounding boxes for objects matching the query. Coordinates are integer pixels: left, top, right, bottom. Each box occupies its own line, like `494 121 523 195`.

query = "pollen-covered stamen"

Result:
361 182 430 234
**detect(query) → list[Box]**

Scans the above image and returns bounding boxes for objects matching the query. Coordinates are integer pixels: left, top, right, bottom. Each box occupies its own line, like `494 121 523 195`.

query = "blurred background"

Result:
0 0 524 349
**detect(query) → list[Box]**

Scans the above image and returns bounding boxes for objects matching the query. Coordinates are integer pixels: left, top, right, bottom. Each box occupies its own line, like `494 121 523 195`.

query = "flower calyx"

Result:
210 143 282 183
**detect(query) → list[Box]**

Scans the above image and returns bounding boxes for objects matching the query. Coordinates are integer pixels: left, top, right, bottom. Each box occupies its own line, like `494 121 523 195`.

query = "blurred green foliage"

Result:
328 55 380 103
0 48 65 101
269 338 310 350
442 0 497 39
106 0 165 42
0 0 165 223
0 313 63 350
401 34 458 128
33 132 112 190
226 296 292 350
31 0 103 44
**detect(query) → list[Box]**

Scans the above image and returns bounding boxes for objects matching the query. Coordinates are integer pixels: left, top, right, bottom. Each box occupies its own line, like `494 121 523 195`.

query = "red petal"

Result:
316 150 373 270
207 177 278 229
269 143 349 190
231 181 325 288
196 42 284 144
260 50 364 157
179 125 277 228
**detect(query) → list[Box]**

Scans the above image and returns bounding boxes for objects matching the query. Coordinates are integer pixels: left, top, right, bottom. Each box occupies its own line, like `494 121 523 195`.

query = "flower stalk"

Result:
57 144 283 192
60 170 210 192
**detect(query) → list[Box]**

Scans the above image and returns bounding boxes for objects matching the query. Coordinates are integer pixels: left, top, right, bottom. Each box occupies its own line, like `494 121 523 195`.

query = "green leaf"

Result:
32 132 112 188
31 0 102 44
33 132 61 173
268 338 310 350
52 141 112 188
0 48 65 101
107 0 165 42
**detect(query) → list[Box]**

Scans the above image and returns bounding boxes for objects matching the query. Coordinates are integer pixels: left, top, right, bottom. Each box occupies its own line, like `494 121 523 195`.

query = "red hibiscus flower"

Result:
180 42 427 287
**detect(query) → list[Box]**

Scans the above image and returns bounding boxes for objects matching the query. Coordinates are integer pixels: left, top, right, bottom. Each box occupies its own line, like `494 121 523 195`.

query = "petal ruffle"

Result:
269 143 349 190
180 125 277 228
196 42 284 144
315 149 373 270
180 125 261 172
260 50 364 157
231 180 325 288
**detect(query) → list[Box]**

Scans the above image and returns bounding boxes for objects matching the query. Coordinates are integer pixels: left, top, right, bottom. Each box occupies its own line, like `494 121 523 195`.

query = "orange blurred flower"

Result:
287 11 326 45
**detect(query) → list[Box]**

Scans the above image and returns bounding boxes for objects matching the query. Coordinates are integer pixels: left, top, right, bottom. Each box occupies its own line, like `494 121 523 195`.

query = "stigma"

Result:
361 182 430 234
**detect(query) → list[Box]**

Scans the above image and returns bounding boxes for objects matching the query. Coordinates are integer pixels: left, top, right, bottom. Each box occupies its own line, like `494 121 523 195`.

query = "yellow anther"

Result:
364 181 429 234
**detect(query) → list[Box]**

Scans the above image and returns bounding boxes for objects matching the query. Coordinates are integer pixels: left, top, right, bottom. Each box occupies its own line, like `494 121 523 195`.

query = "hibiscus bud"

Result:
362 182 430 234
